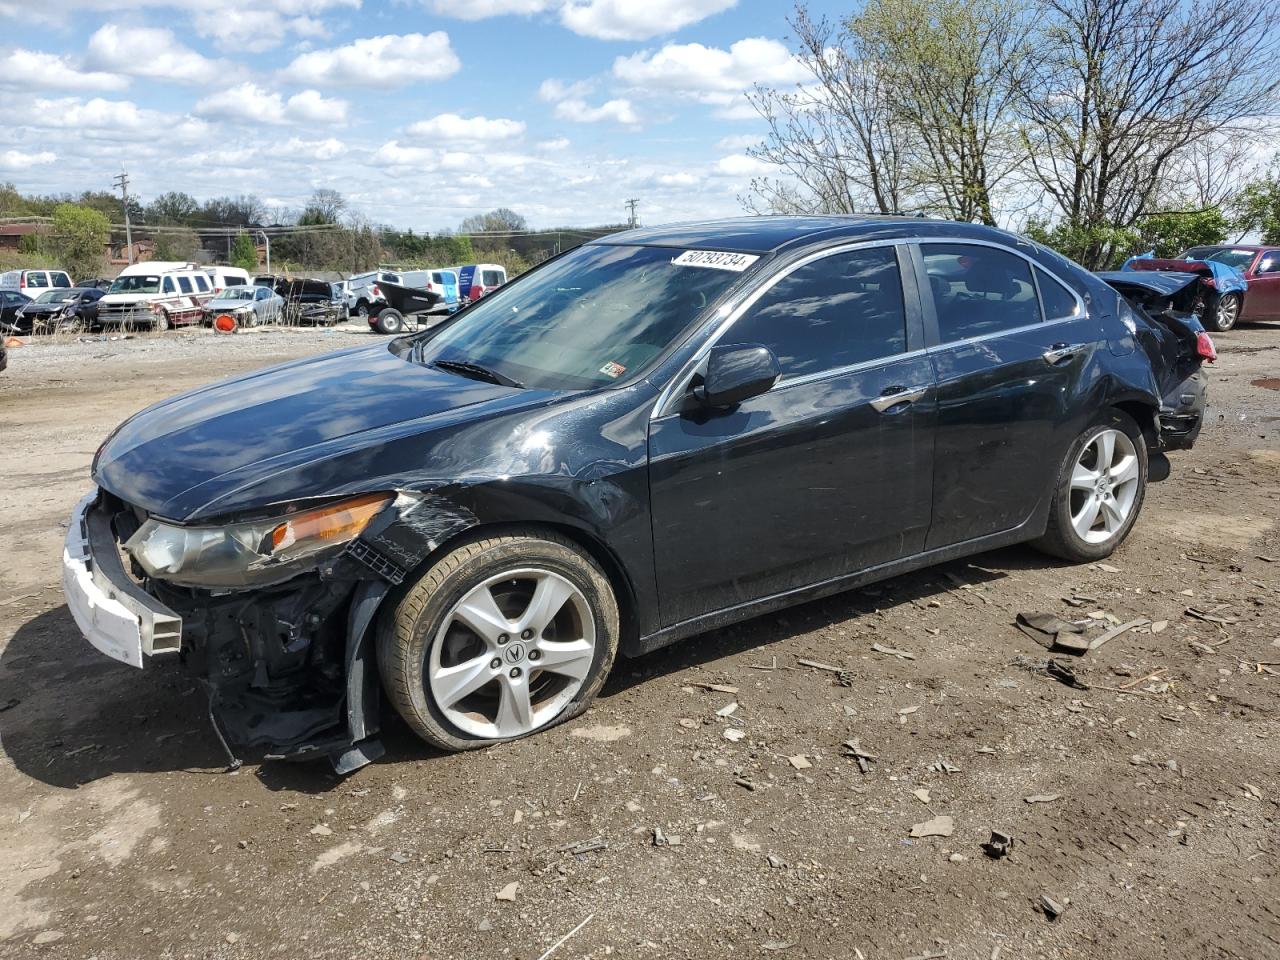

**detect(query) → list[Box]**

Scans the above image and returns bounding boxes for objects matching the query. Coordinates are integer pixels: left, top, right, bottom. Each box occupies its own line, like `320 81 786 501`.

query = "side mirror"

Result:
693 343 780 408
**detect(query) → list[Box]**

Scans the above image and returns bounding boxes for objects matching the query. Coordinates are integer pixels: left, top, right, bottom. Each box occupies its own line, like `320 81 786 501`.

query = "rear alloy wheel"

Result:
377 531 619 751
1208 292 1241 332
1033 410 1147 562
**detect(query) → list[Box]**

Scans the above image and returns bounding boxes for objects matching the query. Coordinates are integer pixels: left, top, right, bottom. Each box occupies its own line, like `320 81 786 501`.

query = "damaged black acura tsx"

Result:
64 217 1210 772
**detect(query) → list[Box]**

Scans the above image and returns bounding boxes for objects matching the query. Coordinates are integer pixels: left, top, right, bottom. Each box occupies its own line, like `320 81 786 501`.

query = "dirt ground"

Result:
0 322 1276 960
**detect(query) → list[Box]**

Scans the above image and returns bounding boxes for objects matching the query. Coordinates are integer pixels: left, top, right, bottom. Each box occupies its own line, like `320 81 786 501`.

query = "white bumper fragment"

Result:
62 491 182 669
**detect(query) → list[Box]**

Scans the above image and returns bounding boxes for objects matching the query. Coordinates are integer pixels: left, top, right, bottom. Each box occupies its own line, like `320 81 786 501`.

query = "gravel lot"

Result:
0 322 1277 960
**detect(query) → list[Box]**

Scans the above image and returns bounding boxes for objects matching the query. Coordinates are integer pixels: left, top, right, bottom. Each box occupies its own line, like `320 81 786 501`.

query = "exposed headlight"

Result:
124 492 393 588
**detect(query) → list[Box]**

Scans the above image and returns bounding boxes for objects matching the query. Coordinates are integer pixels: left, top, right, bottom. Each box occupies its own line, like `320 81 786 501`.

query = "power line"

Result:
624 198 640 229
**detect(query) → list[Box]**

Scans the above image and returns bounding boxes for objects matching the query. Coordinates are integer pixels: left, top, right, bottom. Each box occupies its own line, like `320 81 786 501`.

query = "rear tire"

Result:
377 531 620 752
1032 409 1148 562
355 300 370 320
1208 292 1241 332
374 308 404 334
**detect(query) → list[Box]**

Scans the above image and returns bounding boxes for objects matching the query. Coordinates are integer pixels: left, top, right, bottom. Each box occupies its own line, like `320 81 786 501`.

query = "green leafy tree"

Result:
50 203 109 280
1134 209 1229 258
147 191 200 225
153 226 203 262
229 233 258 272
1233 162 1280 245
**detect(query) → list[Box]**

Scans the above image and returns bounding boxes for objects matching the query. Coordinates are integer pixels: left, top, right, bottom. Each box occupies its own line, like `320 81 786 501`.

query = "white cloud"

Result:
406 113 526 141
538 77 595 102
0 149 57 170
428 0 551 17
536 137 571 151
715 154 772 177
190 8 327 53
554 98 639 125
1 96 211 143
195 83 349 125
614 38 807 101
86 24 231 85
560 0 738 40
265 137 346 160
372 141 441 168
0 49 128 92
282 33 460 88
717 133 762 152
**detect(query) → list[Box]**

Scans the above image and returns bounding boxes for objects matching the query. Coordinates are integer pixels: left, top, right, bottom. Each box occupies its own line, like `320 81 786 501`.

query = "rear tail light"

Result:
371 285 380 298
1196 331 1217 362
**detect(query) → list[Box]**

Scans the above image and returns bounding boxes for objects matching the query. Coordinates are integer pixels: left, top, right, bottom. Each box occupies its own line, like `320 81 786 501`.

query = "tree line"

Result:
748 0 1280 267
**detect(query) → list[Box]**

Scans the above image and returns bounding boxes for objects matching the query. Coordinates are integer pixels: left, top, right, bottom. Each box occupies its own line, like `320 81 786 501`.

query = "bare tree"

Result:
1018 0 1280 265
745 7 915 215
850 0 1036 224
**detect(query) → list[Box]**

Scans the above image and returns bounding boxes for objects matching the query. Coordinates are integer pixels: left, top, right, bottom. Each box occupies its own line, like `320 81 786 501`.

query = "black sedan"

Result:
7 287 104 334
64 217 1207 772
0 290 31 332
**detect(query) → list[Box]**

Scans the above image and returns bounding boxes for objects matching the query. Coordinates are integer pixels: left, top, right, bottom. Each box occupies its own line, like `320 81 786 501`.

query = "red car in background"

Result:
1176 245 1280 330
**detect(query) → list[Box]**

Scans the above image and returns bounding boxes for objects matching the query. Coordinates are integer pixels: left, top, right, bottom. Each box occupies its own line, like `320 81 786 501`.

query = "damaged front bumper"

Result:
62 487 476 773
62 492 183 669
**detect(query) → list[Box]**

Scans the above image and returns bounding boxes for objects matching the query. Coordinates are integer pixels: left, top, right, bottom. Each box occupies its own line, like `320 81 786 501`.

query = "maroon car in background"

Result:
1176 245 1280 330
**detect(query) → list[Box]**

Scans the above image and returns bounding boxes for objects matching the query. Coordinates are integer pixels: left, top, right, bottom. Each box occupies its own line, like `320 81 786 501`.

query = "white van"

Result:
0 268 74 298
98 262 214 331
204 266 253 295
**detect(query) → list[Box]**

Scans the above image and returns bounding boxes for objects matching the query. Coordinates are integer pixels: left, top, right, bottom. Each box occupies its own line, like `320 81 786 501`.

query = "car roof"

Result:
592 215 1023 254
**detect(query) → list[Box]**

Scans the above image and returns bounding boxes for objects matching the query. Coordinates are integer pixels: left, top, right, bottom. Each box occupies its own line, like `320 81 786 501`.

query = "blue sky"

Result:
0 0 845 231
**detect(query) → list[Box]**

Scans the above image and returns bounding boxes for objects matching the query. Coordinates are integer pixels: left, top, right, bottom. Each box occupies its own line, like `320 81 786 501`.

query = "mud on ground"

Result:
0 324 1277 959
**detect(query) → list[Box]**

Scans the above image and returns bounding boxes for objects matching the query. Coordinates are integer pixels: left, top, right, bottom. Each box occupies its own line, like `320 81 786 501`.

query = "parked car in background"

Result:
257 276 345 325
97 262 214 331
1177 245 1280 330
454 263 507 302
6 287 104 334
0 290 31 331
202 285 284 329
346 270 404 319
65 216 1209 771
204 266 254 295
0 268 74 298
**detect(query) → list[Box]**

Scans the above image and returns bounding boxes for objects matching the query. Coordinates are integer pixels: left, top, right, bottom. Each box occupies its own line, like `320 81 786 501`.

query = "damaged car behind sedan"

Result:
65 216 1210 773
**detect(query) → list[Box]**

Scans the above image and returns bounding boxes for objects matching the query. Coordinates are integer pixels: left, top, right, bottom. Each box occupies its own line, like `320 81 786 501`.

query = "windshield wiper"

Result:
430 358 524 389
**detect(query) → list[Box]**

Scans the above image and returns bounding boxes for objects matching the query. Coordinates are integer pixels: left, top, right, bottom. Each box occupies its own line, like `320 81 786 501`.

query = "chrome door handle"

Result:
1043 342 1084 365
871 385 928 413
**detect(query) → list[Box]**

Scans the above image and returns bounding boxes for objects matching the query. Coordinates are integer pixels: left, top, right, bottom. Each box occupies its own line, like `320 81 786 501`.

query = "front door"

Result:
917 242 1100 549
1247 251 1280 319
648 244 936 627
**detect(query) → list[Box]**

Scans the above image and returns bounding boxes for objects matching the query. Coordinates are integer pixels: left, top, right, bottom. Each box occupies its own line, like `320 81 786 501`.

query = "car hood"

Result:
94 342 555 521
206 298 256 309
18 301 71 312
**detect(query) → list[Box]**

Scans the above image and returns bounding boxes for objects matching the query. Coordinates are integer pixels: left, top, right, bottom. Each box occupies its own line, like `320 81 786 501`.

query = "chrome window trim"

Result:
774 348 930 392
929 314 1076 351
918 238 1087 342
651 238 911 419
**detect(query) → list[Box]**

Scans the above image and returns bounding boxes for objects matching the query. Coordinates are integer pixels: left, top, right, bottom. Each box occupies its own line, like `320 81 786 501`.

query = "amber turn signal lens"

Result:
269 493 392 553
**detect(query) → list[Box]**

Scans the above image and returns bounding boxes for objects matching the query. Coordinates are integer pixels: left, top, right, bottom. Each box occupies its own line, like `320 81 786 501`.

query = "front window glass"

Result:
109 275 161 294
163 276 177 294
728 247 907 378
219 288 255 301
922 244 1040 341
1183 247 1255 270
409 244 744 390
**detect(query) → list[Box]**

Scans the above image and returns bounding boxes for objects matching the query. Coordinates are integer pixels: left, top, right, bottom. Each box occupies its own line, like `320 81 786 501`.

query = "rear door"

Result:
916 241 1098 549
648 243 936 625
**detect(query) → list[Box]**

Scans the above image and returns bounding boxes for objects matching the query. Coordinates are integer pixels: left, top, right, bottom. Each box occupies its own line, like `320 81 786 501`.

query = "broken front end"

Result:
63 487 474 772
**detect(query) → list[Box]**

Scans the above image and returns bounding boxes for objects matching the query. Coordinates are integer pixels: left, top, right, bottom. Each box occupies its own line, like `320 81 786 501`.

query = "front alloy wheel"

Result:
378 530 619 751
1210 292 1241 332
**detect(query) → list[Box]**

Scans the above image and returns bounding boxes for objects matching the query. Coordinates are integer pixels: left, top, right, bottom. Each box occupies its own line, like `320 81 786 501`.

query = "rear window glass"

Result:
163 277 176 294
53 273 71 287
194 274 210 292
177 276 193 294
223 276 244 287
28 272 48 286
482 270 504 286
922 244 1040 342
1037 268 1079 319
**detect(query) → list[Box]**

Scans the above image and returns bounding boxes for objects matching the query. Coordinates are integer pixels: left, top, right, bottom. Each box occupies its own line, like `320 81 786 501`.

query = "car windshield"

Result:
35 290 77 303
216 288 256 301
109 275 162 294
408 244 748 390
1183 247 1255 270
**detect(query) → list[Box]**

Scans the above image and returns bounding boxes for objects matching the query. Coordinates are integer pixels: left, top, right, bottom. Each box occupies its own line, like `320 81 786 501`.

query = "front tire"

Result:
1032 410 1148 562
377 531 620 752
153 310 170 332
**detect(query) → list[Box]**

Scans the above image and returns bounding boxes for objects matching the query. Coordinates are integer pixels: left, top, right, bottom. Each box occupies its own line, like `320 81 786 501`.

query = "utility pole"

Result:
625 198 640 229
112 171 134 264
257 230 271 275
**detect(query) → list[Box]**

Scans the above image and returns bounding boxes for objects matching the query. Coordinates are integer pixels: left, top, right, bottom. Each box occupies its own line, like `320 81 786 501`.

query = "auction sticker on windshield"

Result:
671 250 760 272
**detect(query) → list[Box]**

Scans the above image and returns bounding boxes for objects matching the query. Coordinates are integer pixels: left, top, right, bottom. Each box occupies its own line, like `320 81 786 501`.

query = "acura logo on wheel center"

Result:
504 643 526 664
